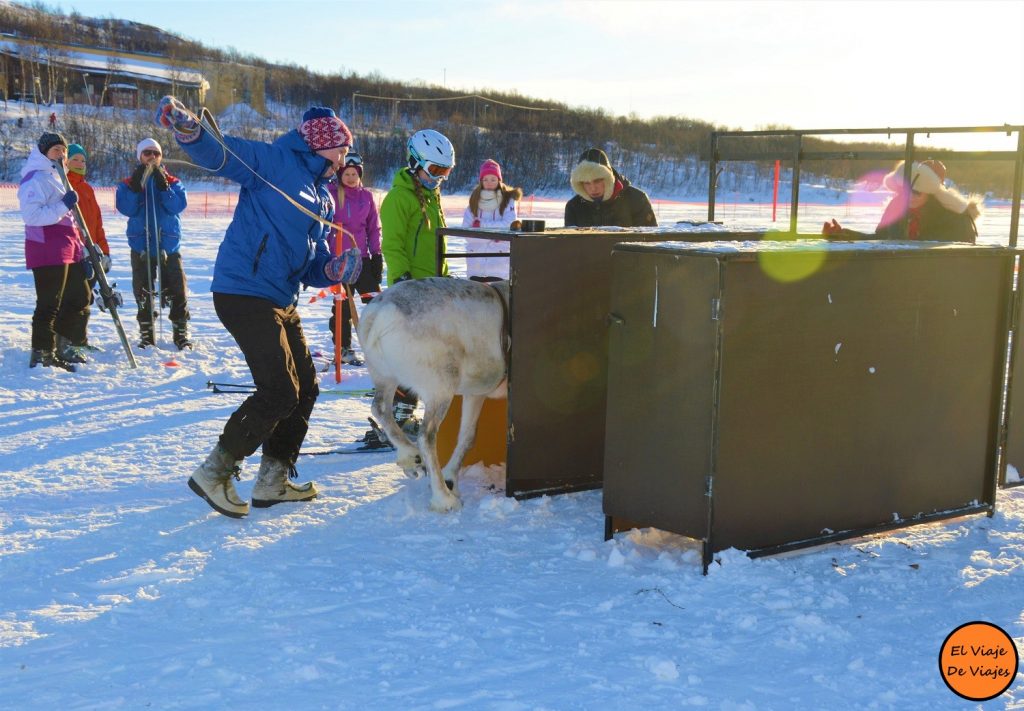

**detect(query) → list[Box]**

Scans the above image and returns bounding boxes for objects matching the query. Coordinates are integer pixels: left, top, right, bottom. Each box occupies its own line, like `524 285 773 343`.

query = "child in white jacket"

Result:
460 159 522 281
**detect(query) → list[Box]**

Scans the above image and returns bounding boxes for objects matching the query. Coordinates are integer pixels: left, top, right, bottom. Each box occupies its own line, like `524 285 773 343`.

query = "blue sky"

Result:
60 0 1024 149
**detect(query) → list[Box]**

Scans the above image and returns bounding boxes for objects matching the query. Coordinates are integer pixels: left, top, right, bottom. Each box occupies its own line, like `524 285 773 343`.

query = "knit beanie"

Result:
299 106 353 152
479 159 502 183
67 143 87 159
136 137 162 160
580 147 611 168
37 132 68 155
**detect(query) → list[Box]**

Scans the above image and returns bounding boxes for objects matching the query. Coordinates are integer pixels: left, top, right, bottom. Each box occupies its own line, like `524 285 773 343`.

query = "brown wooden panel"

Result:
504 231 699 497
714 252 1009 550
1003 285 1024 486
603 241 1013 556
603 251 720 539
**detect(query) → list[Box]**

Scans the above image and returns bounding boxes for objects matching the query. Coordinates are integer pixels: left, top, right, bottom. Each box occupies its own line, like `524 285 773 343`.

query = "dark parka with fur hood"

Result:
564 148 657 228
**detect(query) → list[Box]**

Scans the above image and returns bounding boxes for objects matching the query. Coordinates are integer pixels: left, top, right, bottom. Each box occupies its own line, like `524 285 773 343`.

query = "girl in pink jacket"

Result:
326 151 382 364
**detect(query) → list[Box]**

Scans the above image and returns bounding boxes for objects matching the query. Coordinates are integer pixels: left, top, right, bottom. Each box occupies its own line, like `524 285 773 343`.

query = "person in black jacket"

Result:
564 147 657 228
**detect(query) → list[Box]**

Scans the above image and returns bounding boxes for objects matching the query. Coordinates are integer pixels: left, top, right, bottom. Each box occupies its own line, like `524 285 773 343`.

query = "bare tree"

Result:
98 55 124 108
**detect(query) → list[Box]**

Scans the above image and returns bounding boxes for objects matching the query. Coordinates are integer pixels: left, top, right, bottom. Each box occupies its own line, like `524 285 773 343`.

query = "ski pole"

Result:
53 159 138 368
141 164 156 345
334 217 343 384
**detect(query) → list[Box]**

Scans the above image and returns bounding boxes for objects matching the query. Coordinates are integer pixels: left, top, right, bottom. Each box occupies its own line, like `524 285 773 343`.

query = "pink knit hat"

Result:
299 106 352 152
479 159 502 183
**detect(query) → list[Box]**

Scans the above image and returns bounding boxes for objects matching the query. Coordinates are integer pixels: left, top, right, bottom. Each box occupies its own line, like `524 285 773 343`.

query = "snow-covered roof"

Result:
0 38 209 90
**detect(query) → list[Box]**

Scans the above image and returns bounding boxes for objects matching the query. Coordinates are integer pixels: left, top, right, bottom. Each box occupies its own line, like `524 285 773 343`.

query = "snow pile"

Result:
0 208 1022 707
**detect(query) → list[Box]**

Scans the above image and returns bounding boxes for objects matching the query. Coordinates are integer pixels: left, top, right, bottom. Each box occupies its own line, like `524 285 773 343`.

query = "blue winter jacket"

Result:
114 170 187 254
174 128 336 307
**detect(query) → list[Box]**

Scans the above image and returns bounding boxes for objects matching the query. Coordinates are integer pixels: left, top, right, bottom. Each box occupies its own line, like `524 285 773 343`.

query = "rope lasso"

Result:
162 105 359 251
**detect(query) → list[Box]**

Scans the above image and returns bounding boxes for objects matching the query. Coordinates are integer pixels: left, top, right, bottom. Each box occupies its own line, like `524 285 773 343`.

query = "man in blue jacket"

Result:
115 138 191 349
155 97 361 518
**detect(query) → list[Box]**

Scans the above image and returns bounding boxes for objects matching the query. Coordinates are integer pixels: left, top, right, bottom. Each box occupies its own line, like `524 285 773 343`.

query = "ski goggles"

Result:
421 161 453 179
345 152 363 167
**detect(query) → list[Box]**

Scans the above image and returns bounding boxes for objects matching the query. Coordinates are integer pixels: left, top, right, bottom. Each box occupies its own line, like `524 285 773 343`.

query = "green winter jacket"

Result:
380 168 449 285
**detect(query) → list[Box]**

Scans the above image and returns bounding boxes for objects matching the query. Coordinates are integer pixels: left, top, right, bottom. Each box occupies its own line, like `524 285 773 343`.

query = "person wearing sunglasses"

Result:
377 128 456 437
154 97 361 518
115 137 192 349
325 150 383 366
823 159 981 243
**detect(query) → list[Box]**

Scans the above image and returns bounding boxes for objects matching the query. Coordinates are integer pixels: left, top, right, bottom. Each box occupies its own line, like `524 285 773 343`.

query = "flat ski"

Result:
300 417 395 455
205 380 374 397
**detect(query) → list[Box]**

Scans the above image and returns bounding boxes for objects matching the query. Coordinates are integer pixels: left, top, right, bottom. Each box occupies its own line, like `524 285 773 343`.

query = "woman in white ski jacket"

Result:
18 132 90 372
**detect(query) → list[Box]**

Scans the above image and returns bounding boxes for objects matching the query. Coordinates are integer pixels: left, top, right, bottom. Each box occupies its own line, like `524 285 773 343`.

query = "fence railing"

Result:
0 184 240 218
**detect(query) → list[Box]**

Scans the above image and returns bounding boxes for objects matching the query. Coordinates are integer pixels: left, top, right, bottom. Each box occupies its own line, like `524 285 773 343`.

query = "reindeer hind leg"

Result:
373 380 422 478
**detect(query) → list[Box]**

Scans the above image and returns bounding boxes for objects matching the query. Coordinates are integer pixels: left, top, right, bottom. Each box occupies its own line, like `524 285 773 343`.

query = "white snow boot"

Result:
251 455 318 508
188 445 249 518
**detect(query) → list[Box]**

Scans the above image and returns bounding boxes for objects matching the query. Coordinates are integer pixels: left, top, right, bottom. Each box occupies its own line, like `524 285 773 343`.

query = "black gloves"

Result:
61 191 79 209
370 254 383 284
128 163 148 193
80 257 94 281
152 165 169 191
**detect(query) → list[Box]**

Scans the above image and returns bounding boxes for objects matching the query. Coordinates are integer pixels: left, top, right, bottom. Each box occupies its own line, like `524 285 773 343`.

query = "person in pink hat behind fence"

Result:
824 159 982 243
460 158 522 281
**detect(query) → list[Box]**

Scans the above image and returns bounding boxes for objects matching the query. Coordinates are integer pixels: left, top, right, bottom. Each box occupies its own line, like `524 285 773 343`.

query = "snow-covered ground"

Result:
1 197 1023 709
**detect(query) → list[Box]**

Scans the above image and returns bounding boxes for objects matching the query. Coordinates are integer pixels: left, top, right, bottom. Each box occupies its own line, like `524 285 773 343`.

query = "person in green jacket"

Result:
380 129 455 284
370 128 456 445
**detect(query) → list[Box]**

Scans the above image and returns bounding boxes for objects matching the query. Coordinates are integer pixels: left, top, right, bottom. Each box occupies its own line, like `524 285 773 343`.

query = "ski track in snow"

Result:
1 208 1023 709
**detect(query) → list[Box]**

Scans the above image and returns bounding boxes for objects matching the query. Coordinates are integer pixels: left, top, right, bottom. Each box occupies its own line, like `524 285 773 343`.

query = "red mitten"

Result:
822 219 842 237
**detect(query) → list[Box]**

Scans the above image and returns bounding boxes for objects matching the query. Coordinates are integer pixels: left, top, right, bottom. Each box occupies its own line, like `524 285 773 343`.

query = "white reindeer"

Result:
358 277 510 512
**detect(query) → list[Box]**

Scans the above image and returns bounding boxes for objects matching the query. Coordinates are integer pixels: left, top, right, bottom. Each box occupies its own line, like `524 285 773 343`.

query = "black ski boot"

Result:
29 349 77 373
394 402 421 439
56 335 87 364
138 322 155 349
173 321 193 351
359 418 393 450
340 348 363 366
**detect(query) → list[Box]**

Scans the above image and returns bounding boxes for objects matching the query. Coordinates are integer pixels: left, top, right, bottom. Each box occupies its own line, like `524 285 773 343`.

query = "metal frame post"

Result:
707 132 719 222
1010 128 1024 249
789 134 802 234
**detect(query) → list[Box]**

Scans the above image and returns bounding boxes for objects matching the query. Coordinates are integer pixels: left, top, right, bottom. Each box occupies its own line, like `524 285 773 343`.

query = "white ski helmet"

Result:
407 129 455 181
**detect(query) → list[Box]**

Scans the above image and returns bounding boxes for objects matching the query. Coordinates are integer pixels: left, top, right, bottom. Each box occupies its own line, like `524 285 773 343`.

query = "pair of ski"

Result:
54 160 137 368
205 380 372 397
203 381 392 454
302 418 395 455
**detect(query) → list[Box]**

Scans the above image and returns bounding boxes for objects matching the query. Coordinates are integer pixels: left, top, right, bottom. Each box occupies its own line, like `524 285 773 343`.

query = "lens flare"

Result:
757 232 826 283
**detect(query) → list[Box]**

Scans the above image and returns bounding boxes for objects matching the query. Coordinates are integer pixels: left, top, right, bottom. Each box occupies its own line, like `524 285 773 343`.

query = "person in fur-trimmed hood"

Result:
824 159 981 243
564 147 657 228
874 159 981 242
